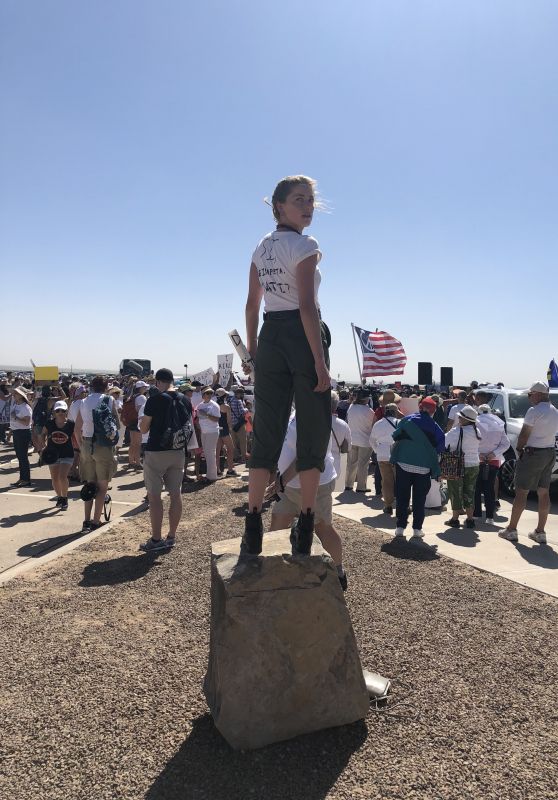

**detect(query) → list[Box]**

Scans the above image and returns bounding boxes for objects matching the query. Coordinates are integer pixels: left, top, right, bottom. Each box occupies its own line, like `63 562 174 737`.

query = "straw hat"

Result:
12 387 29 402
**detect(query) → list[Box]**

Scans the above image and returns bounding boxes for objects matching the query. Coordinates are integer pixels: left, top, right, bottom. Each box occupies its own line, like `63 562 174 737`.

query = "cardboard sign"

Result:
217 354 234 388
190 368 215 388
399 397 420 416
34 366 59 382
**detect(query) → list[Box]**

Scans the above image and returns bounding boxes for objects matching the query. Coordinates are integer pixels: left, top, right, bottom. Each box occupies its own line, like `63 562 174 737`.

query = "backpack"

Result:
32 397 50 428
159 393 193 450
120 396 138 427
92 395 119 448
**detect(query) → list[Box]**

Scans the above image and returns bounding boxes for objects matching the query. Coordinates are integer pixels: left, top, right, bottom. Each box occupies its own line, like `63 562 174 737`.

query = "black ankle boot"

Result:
241 508 263 555
291 508 314 556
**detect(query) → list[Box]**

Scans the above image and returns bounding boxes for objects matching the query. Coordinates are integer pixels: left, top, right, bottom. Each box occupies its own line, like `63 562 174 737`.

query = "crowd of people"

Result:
1 364 556 575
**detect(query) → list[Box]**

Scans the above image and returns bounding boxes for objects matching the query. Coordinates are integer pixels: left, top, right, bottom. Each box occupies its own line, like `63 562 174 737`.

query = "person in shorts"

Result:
41 400 75 510
500 381 558 544
74 375 119 531
267 416 347 590
139 367 193 552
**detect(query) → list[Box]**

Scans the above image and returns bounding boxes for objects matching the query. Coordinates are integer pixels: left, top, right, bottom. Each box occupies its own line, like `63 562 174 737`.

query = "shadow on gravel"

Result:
146 713 368 800
437 528 480 548
380 540 439 561
80 554 163 586
514 542 558 569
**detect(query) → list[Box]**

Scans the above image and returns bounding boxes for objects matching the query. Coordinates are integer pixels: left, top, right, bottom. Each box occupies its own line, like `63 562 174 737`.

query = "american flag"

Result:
353 325 407 377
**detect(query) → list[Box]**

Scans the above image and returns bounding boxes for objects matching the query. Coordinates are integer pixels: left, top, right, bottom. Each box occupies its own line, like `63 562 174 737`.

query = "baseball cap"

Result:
528 381 549 394
154 368 174 382
179 383 194 392
134 380 149 389
477 404 491 413
53 401 68 412
419 396 437 409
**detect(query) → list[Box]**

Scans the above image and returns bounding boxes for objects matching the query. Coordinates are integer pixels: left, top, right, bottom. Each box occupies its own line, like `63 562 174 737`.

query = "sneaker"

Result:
445 518 460 528
411 529 424 539
528 530 547 544
394 527 406 539
291 508 314 556
485 518 495 525
464 519 475 529
82 520 92 532
164 536 176 548
241 508 263 555
499 528 518 542
59 498 68 511
226 469 238 476
55 496 63 508
494 500 501 510
383 506 393 515
139 537 168 552
11 480 32 488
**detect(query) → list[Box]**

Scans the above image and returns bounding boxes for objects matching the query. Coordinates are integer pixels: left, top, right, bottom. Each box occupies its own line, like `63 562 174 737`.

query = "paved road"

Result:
0 443 147 577
333 476 558 598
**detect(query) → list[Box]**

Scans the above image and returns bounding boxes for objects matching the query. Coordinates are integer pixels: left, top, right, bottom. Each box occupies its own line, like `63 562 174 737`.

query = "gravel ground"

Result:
1 478 557 800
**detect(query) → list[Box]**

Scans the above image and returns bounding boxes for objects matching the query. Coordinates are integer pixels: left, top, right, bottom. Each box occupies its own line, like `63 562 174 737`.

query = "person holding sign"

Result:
242 175 331 557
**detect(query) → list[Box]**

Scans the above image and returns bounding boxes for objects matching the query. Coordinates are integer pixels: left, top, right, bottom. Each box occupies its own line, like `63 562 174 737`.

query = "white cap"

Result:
53 400 68 411
134 381 149 389
529 381 549 394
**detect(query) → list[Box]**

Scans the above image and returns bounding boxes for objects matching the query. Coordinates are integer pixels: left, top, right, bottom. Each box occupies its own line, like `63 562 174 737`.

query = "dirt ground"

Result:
1 478 557 800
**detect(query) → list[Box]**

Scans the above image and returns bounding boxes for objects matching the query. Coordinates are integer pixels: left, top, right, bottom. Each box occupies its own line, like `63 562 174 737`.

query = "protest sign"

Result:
217 354 234 387
190 367 215 387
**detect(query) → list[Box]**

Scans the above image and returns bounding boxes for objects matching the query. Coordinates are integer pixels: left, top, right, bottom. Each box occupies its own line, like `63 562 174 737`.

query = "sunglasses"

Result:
54 409 67 413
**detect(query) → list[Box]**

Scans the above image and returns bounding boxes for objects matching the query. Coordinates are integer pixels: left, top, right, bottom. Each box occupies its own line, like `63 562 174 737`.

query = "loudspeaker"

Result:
440 367 453 387
418 362 433 385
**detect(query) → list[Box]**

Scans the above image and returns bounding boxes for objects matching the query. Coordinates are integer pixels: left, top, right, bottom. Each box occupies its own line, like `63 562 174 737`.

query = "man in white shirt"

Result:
74 375 119 531
267 417 347 590
345 388 375 492
500 382 558 544
370 403 399 514
446 391 467 431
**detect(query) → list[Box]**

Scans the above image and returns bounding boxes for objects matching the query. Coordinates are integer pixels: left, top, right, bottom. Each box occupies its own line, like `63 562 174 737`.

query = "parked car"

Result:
480 385 558 496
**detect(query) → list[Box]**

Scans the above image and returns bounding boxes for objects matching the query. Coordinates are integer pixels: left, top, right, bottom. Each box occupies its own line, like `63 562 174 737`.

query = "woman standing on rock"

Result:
242 175 331 557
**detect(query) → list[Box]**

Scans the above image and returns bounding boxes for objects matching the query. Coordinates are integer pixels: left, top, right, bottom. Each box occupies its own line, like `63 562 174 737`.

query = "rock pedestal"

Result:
203 530 369 750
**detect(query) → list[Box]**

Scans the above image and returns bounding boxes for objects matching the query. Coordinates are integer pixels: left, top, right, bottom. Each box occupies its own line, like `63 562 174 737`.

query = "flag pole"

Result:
351 323 364 385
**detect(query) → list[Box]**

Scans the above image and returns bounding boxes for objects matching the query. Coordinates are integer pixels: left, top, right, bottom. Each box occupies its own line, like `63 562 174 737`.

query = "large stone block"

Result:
203 530 369 750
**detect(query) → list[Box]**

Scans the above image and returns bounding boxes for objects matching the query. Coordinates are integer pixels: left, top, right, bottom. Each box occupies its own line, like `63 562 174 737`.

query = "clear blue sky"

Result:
2 1 557 386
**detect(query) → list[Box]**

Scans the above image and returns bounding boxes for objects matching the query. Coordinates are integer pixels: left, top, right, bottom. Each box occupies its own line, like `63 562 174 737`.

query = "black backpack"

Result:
32 397 50 428
159 393 193 450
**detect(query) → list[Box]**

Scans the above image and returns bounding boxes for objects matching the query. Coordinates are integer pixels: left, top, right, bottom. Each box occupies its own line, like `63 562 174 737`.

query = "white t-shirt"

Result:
135 394 147 417
252 230 322 312
10 402 32 430
370 416 398 462
524 402 558 448
278 418 336 489
78 393 116 438
448 403 466 427
476 413 510 463
445 425 480 467
331 415 351 479
196 400 221 434
346 403 375 447
68 398 83 423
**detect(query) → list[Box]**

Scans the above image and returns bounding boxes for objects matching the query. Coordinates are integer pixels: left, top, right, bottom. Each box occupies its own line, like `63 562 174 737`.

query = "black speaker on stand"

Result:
440 367 453 387
418 362 433 385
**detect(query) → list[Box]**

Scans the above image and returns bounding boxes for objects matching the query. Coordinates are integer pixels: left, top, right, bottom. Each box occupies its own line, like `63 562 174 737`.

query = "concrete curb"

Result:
0 505 145 586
